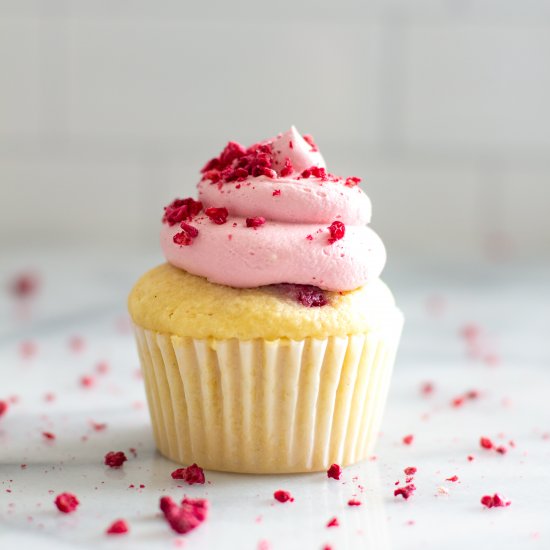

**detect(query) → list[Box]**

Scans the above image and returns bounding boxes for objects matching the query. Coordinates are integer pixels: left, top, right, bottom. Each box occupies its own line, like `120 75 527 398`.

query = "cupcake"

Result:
129 127 403 474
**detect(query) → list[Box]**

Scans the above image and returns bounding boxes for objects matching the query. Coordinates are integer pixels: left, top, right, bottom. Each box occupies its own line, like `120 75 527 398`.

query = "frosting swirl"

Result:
160 127 386 291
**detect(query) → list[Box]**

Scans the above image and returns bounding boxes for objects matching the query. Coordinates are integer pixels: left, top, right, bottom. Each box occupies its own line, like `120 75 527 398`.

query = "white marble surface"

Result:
1 250 550 550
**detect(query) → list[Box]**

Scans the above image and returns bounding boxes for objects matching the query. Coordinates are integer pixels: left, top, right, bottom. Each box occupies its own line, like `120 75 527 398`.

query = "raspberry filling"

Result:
54 492 79 513
104 451 128 468
171 463 205 485
160 496 209 535
279 284 329 307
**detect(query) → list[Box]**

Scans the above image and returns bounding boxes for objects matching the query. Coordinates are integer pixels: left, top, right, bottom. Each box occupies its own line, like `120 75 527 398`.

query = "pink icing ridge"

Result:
161 217 385 291
198 176 371 225
161 127 386 292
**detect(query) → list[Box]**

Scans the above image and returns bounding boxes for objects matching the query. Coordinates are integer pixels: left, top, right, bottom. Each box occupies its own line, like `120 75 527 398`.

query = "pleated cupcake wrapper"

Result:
134 313 403 473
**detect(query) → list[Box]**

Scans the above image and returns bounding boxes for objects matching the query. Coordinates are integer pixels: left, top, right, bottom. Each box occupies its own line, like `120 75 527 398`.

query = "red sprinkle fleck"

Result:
481 493 511 508
106 519 129 535
246 216 266 228
104 451 127 468
480 437 493 450
0 400 8 418
344 176 362 187
402 434 414 446
446 475 459 482
160 495 208 535
394 484 416 500
327 221 345 244
171 463 205 485
205 207 229 225
326 517 339 528
280 158 293 177
272 189 281 196
42 431 56 441
273 490 294 503
404 467 417 476
347 499 362 506
327 463 342 480
54 492 79 513
162 197 203 226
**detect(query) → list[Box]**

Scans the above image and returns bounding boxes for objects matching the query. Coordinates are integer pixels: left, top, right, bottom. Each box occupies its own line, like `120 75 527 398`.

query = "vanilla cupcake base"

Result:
134 311 403 474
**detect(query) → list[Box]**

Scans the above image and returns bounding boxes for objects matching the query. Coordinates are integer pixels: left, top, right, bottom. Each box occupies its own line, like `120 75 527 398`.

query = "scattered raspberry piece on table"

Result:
327 463 342 480
54 492 79 513
273 490 294 503
104 451 127 468
106 519 129 535
171 463 205 485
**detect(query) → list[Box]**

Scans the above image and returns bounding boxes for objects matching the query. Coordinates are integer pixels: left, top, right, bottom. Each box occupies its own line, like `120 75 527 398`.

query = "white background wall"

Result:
1 0 549 265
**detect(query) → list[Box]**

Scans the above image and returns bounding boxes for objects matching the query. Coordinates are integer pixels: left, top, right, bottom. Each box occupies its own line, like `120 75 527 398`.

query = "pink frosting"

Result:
160 128 386 291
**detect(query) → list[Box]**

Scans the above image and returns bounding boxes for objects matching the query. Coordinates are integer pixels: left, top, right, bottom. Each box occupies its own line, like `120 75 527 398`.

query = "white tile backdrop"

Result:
1 0 549 262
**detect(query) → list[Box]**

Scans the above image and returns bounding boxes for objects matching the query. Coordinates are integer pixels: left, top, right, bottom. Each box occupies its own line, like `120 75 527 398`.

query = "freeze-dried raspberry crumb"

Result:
344 176 362 187
163 198 203 226
90 421 107 431
301 168 311 178
403 434 414 445
467 455 475 462
306 234 313 241
446 475 459 482
54 492 79 513
394 484 416 500
205 207 229 225
480 437 493 450
495 445 507 454
404 467 417 476
42 431 55 440
328 221 345 244
303 134 318 152
272 189 281 196
421 382 434 395
80 375 95 388
273 490 294 503
106 519 129 535
326 517 339 528
173 220 199 245
481 493 511 508
309 166 327 180
171 463 205 485
246 217 265 228
327 463 342 480
347 499 362 506
10 272 40 299
160 495 209 535
452 396 465 407
0 400 8 418
104 451 127 468
280 158 293 177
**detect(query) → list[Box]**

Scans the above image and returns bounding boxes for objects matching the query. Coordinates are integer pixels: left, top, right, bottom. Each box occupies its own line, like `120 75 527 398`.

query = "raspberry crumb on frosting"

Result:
246 216 266 228
344 176 362 187
205 207 229 225
171 463 205 485
327 463 342 480
272 189 281 196
280 158 293 177
303 134 318 152
173 222 199 246
328 221 345 244
162 197 203 226
54 492 79 513
273 490 294 503
104 451 127 468
106 519 129 535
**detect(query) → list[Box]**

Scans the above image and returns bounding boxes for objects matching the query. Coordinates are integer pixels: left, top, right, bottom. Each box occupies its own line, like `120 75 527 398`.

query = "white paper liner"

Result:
134 311 403 473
